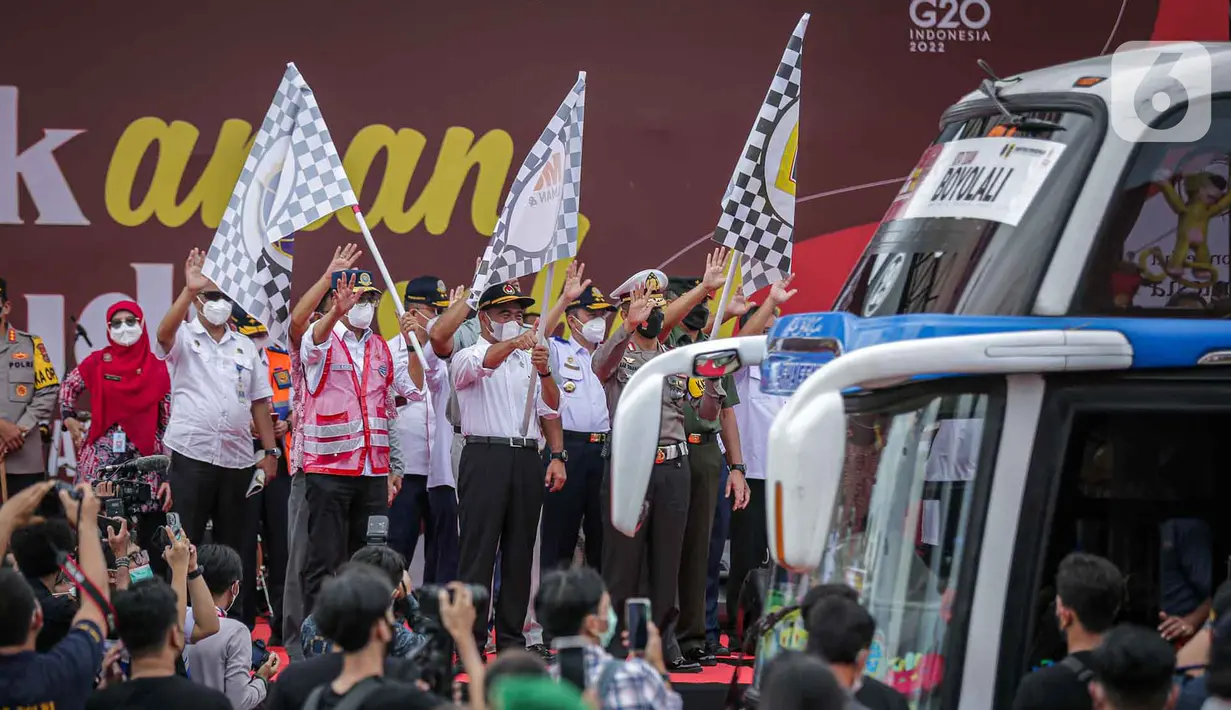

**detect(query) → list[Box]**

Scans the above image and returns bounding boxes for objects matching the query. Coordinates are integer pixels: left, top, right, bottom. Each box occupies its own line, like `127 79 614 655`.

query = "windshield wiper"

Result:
977 59 1066 133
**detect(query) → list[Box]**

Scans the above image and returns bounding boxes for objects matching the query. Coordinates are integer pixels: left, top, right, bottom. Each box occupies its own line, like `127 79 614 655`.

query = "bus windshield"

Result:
819 388 994 707
837 110 1097 317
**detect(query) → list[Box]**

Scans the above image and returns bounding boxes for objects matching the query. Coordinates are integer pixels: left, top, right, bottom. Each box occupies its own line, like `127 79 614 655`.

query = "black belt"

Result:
564 430 608 444
687 432 718 445
465 435 537 449
654 442 687 464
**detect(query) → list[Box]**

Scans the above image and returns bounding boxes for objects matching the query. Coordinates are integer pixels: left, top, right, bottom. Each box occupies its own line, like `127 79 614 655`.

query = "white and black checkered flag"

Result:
712 14 808 295
469 72 586 306
204 62 357 348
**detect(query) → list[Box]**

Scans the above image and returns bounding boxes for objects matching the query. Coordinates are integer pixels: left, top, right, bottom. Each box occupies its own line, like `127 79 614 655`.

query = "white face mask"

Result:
576 317 607 344
347 302 375 330
109 324 142 347
200 299 232 327
487 316 522 342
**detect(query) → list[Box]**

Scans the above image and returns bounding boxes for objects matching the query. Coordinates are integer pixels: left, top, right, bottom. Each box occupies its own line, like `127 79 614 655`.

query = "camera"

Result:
35 481 83 519
409 584 491 698
366 515 389 546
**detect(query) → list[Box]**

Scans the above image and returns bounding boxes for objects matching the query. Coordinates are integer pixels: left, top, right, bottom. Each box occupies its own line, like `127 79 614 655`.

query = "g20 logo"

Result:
909 0 991 30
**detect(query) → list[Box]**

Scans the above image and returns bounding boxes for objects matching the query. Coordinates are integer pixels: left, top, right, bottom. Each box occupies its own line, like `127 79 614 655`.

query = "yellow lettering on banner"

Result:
103 117 590 245
105 118 253 227
301 125 514 236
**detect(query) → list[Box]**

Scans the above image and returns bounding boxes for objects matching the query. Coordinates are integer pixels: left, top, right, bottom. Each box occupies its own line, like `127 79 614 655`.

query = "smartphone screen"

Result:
165 512 182 539
626 598 651 653
97 515 121 536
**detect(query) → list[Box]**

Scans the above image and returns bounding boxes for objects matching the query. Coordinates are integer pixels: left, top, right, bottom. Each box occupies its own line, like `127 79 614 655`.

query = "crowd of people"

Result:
0 246 1228 710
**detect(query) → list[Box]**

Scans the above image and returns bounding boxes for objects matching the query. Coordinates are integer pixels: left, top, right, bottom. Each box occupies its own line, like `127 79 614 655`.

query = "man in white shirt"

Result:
298 269 424 615
453 281 566 654
155 248 279 553
725 284 792 630
534 265 616 575
387 275 460 585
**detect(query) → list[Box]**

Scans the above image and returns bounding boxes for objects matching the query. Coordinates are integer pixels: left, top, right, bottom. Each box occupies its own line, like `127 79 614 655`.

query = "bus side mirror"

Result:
766 389 846 572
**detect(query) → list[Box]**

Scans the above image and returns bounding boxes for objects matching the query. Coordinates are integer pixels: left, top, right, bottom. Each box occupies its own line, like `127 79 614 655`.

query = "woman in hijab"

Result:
59 300 173 515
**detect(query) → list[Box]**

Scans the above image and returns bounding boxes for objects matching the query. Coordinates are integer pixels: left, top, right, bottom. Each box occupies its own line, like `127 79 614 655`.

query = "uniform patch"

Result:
102 353 112 362
14 384 28 397
11 352 28 361
105 374 122 382
687 377 707 398
273 369 292 388
32 336 58 388
563 381 577 393
378 364 389 378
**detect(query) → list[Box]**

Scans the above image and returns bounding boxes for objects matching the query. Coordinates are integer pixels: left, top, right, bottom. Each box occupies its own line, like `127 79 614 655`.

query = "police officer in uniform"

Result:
536 267 617 574
231 306 294 641
595 254 728 673
663 276 751 666
0 277 60 499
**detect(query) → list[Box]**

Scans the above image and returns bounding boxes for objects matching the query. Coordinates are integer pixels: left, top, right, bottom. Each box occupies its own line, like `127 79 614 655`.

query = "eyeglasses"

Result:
109 317 140 328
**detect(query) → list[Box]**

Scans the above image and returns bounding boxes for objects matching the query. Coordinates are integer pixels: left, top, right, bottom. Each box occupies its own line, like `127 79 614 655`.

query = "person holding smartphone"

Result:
535 567 681 710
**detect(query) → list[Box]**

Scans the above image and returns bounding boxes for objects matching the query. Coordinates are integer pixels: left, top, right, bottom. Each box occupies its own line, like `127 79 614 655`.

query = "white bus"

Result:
611 43 1231 709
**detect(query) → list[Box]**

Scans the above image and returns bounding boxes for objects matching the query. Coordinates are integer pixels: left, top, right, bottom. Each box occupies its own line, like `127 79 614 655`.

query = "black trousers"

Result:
676 440 723 655
301 473 387 616
238 454 291 633
456 442 543 651
168 451 250 553
4 472 46 501
388 475 460 584
601 453 690 655
539 433 605 573
726 478 768 632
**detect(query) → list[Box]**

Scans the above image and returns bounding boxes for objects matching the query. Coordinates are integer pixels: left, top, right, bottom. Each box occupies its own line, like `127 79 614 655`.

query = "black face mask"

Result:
637 309 665 339
682 304 709 332
392 595 411 620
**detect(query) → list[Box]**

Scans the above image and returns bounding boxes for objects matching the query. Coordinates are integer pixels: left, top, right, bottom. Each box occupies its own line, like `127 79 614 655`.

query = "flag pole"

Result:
520 261 557 436
709 253 740 338
350 205 429 369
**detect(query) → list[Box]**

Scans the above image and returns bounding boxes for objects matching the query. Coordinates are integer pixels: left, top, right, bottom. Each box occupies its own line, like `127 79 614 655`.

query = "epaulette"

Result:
267 344 288 355
551 336 569 344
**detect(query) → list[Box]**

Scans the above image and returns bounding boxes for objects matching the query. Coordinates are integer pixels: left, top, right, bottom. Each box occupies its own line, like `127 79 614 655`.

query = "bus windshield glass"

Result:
819 389 994 707
837 110 1096 317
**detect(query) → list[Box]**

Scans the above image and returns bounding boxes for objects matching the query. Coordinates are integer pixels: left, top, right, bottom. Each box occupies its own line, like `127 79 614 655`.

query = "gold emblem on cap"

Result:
503 283 516 295
436 279 447 294
645 273 662 293
359 272 373 286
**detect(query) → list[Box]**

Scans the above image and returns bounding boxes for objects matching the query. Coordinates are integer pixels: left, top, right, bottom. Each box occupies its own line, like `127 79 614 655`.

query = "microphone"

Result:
69 316 92 347
97 455 171 476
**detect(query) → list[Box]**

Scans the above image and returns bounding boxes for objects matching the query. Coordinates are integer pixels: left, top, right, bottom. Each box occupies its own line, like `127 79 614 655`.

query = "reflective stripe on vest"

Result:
301 332 394 476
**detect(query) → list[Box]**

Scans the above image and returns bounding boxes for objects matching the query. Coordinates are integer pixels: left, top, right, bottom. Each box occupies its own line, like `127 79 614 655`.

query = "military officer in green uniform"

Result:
0 277 60 499
661 275 750 666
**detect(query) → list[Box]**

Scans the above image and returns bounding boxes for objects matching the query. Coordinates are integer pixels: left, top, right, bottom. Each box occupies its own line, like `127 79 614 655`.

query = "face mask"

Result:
573 316 607 344
109 324 142 347
636 309 665 339
200 299 232 327
682 304 709 332
487 315 521 342
347 302 375 330
598 605 618 648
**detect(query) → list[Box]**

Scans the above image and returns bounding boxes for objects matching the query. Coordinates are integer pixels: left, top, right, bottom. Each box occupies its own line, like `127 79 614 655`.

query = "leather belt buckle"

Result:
655 448 666 464
687 433 703 445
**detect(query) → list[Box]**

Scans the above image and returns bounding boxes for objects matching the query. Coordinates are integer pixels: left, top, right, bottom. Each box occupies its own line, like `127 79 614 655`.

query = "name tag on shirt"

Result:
112 429 127 453
331 363 355 371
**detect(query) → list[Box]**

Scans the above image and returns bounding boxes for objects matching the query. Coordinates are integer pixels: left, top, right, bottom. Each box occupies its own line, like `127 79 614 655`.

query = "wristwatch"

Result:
187 566 205 581
549 450 568 463
263 448 281 459
538 369 552 378
730 464 747 474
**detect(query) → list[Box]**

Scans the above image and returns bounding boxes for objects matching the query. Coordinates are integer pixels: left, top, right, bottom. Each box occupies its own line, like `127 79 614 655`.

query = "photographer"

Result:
182 544 278 709
279 564 446 710
536 567 681 710
0 482 112 710
10 518 78 650
301 545 426 660
86 578 230 710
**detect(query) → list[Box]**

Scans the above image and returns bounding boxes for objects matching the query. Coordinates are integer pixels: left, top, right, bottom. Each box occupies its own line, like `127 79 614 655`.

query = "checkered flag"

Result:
203 63 357 348
712 14 809 295
469 72 586 306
